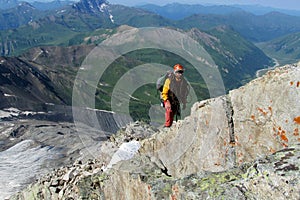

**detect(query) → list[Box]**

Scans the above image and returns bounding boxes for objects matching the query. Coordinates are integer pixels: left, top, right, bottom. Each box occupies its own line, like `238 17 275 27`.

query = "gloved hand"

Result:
164 100 171 110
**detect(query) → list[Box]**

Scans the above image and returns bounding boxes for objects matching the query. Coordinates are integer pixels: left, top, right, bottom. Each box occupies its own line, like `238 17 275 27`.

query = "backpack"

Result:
156 71 173 106
156 70 173 92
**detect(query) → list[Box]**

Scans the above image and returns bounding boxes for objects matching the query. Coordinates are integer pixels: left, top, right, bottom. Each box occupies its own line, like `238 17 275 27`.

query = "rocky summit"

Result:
7 62 300 199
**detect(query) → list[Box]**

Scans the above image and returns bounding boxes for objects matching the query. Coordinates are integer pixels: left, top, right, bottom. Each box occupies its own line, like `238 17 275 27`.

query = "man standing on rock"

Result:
161 64 189 127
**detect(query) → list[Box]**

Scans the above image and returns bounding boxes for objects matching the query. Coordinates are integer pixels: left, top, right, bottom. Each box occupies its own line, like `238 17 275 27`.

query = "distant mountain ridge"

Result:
0 0 19 10
0 0 73 10
176 11 300 42
137 3 243 20
0 2 47 30
138 3 300 19
73 0 108 14
1 1 300 43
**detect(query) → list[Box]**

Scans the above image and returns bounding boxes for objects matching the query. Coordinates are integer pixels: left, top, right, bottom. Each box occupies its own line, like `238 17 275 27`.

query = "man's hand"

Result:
164 100 171 110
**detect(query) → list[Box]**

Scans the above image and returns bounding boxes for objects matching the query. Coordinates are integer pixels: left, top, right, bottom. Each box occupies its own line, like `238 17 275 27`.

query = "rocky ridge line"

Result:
10 62 300 199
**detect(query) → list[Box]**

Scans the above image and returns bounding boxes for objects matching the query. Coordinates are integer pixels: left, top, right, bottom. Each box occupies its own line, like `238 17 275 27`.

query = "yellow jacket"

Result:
161 78 171 101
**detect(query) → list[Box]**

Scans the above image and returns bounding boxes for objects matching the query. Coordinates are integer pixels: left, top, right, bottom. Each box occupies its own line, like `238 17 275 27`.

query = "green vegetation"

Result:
256 32 300 65
176 12 300 43
195 26 273 89
95 48 209 121
3 24 271 121
0 8 116 56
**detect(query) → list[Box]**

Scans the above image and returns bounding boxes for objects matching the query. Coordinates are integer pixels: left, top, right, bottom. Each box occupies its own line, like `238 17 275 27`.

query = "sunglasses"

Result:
175 70 184 74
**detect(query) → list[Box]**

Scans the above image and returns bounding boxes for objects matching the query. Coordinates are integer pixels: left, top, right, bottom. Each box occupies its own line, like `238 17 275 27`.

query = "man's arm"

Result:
161 78 170 101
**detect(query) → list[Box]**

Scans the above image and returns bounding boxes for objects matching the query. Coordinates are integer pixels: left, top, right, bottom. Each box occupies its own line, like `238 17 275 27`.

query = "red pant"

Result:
164 107 174 127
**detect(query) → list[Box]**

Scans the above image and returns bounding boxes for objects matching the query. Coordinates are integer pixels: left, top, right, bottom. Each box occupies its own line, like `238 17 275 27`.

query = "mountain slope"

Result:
0 1 79 31
31 0 74 11
137 3 243 20
0 1 172 56
138 3 300 19
189 26 273 89
257 32 300 65
0 44 97 110
110 4 172 27
0 56 67 110
0 25 272 121
0 0 19 10
0 2 48 30
176 11 300 42
0 0 116 56
1 0 300 58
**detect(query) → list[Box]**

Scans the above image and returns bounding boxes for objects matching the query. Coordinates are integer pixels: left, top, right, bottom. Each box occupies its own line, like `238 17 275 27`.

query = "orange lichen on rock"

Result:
277 127 289 143
257 107 267 116
282 143 288 148
172 185 179 194
294 128 299 136
280 134 288 142
170 185 179 200
229 141 236 147
268 106 273 112
269 147 276 154
294 116 300 124
147 185 152 200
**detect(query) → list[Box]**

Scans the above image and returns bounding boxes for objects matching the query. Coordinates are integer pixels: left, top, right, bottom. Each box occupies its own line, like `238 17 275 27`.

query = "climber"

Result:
161 64 189 127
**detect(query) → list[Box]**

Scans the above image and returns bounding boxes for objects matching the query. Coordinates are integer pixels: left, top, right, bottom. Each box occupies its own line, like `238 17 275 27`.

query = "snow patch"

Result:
0 140 56 199
57 9 66 14
99 3 107 12
0 108 46 119
4 93 15 97
109 13 114 23
0 108 20 119
104 140 140 171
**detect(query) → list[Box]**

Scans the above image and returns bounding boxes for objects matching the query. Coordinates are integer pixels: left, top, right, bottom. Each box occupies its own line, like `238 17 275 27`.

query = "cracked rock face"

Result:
230 64 300 164
9 63 300 199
